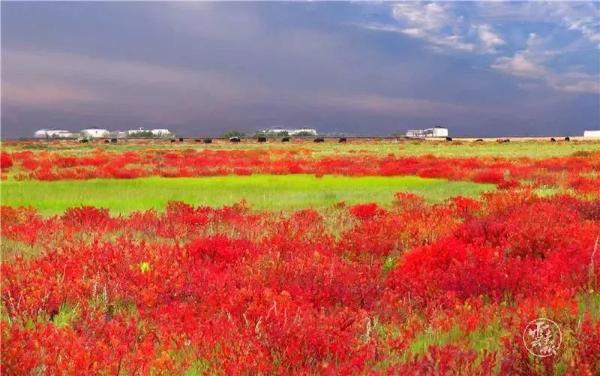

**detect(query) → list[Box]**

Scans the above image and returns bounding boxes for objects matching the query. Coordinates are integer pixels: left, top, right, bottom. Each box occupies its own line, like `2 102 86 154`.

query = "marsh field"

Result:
1 138 600 374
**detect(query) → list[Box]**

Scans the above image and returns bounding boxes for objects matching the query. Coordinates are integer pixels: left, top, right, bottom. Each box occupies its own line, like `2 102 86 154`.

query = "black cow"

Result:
229 137 241 143
550 138 556 142
564 137 571 142
474 138 484 142
338 137 347 143
281 137 290 142
110 138 118 144
445 137 453 141
80 139 89 143
257 137 267 143
179 137 184 142
203 138 212 144
314 137 325 143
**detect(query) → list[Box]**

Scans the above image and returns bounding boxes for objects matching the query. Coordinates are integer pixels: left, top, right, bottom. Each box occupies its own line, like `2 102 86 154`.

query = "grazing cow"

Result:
104 139 110 144
564 137 571 142
550 138 556 142
111 138 118 144
475 138 484 142
314 137 325 143
257 137 267 143
497 138 510 143
179 137 184 142
203 138 212 144
170 139 176 143
229 137 241 143
281 137 290 142
445 137 453 141
339 137 347 143
80 139 89 143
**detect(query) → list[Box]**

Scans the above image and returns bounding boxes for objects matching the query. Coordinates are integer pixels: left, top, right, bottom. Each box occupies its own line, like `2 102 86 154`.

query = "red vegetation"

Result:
2 190 599 373
2 147 599 196
0 152 13 170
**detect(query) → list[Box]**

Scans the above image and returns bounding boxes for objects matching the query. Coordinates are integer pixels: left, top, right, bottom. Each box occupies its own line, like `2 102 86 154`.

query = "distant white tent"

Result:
583 130 600 138
81 128 110 138
33 129 74 139
406 126 448 138
127 127 172 137
260 128 318 136
150 129 172 137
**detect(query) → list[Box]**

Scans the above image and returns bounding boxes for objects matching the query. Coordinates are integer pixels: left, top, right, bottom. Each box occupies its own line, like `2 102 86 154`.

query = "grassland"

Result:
3 138 599 158
0 175 492 215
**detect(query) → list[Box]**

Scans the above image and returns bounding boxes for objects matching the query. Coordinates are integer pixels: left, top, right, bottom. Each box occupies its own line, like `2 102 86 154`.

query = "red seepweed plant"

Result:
1 188 599 374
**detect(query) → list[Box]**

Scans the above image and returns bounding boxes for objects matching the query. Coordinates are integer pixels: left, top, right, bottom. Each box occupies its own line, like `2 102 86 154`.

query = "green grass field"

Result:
0 175 492 215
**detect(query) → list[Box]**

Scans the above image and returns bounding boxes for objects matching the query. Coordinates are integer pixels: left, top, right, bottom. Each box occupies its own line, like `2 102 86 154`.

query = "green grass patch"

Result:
0 174 492 215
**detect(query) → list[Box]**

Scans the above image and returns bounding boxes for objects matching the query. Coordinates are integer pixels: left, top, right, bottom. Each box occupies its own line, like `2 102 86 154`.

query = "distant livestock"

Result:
550 138 556 142
445 137 453 141
203 138 212 144
110 138 118 144
565 137 570 141
314 137 325 143
474 139 484 142
281 137 290 142
497 138 510 143
339 137 347 143
257 137 267 143
170 139 176 143
79 139 89 143
179 137 184 142
229 137 241 143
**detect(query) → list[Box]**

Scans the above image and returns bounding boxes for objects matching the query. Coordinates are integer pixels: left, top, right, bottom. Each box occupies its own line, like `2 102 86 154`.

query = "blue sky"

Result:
2 1 599 137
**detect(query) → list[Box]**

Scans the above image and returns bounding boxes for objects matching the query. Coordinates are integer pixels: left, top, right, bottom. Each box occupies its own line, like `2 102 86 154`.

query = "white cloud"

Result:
392 2 450 31
491 34 599 94
360 2 502 54
491 34 547 79
476 2 600 47
477 24 505 53
547 2 600 47
390 2 476 52
492 53 546 79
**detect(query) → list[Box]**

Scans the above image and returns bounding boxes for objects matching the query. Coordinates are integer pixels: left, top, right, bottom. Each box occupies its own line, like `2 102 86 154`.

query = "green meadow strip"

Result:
0 174 493 215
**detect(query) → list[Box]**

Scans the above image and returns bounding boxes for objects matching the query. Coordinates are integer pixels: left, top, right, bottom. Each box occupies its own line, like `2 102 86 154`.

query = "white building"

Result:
151 128 172 137
261 128 318 136
406 126 449 138
127 127 172 138
127 127 146 136
583 130 600 138
80 128 110 138
33 129 75 139
112 131 128 139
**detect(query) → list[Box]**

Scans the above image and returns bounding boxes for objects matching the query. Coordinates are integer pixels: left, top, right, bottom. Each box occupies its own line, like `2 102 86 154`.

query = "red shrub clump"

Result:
2 188 599 373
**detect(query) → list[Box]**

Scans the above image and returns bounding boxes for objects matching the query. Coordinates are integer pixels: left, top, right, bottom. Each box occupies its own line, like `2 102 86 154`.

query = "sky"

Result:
1 1 599 138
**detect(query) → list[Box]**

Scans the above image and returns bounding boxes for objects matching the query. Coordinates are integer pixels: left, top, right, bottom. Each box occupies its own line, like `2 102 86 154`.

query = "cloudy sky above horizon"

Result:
2 1 599 138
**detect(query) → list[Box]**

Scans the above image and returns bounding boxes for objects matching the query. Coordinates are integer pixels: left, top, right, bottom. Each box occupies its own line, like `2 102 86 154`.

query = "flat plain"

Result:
1 138 599 374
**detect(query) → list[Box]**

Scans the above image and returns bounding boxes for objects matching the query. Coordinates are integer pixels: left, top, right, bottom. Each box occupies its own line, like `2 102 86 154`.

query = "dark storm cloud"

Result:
1 2 599 138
